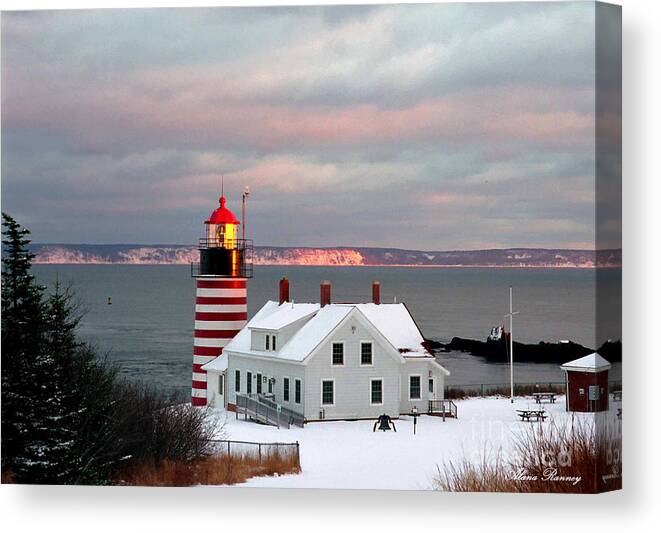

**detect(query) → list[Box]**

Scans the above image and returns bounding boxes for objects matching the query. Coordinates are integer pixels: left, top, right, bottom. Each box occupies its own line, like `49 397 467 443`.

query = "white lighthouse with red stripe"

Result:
191 194 253 406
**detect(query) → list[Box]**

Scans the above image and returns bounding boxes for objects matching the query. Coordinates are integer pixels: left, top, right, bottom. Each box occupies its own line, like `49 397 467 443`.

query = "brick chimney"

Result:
279 277 290 304
372 280 381 305
320 280 331 307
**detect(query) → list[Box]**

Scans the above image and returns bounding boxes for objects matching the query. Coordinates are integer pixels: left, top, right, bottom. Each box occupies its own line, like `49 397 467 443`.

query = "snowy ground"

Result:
208 396 621 490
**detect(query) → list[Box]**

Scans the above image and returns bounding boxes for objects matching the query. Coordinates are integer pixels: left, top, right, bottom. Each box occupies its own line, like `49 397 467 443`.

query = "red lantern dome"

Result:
205 196 240 225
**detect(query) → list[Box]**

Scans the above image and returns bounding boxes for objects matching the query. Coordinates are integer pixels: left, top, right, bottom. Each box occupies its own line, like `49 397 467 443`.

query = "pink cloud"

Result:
3 74 594 152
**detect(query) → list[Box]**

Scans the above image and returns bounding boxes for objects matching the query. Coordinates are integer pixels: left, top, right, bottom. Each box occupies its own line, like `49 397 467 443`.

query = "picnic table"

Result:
612 390 622 402
532 392 557 404
517 409 547 422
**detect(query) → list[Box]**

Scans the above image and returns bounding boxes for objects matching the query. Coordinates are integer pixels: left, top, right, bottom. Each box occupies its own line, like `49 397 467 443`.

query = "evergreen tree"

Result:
44 281 121 484
2 213 218 484
30 281 86 482
1 213 47 480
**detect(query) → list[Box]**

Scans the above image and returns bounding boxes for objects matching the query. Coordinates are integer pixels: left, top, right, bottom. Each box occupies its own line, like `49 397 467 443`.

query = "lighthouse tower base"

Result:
192 278 247 406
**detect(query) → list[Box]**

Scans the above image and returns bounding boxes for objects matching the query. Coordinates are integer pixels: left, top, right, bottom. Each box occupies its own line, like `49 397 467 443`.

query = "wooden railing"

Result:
427 399 458 420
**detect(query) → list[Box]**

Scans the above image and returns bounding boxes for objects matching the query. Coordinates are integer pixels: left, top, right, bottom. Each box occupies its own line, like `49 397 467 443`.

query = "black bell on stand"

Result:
373 414 396 432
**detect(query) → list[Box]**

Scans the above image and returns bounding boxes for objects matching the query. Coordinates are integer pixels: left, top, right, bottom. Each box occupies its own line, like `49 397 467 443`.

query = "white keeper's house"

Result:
202 278 451 422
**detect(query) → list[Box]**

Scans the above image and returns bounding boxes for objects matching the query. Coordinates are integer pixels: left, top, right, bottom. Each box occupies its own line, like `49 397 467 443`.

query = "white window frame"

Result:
246 371 253 395
283 376 290 403
272 335 277 351
265 335 270 350
360 340 374 366
294 378 302 404
370 377 384 406
331 341 345 366
409 374 422 400
428 376 435 395
321 379 335 407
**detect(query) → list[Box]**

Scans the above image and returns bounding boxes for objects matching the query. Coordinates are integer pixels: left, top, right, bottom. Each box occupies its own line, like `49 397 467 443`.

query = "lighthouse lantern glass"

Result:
206 222 238 248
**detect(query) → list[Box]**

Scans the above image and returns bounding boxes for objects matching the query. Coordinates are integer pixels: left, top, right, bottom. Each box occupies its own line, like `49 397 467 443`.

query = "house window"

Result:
272 335 276 350
247 371 252 394
235 370 241 393
361 342 373 365
257 373 262 394
321 380 334 406
265 335 270 350
371 379 383 405
429 378 434 394
268 378 273 394
332 342 344 365
409 376 421 400
219 374 224 395
295 379 302 404
283 377 290 402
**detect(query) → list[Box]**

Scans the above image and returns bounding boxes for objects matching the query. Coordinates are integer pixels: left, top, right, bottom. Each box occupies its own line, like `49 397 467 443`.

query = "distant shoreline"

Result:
33 262 621 269
28 244 621 269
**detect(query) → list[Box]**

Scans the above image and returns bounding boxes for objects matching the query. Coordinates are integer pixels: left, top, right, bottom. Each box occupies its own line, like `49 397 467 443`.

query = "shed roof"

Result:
561 352 611 373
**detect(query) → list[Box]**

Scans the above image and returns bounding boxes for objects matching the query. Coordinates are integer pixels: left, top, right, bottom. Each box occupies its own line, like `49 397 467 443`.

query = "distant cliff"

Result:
30 244 621 268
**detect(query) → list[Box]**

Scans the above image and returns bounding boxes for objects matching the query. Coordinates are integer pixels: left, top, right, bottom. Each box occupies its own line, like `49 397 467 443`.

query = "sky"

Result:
0 2 617 250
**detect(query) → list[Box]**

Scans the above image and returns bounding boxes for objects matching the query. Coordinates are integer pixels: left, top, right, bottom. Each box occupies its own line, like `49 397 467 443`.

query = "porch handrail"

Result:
427 398 458 419
235 393 305 428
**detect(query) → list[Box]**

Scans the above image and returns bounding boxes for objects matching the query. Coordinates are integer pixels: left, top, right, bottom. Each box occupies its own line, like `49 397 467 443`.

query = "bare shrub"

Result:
82 380 223 481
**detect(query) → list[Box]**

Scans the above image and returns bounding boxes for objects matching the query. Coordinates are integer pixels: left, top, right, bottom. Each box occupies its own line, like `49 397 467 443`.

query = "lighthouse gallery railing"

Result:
190 238 254 278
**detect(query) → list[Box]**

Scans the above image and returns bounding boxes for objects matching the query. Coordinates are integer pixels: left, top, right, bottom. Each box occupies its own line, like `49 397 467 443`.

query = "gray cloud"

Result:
1 2 611 249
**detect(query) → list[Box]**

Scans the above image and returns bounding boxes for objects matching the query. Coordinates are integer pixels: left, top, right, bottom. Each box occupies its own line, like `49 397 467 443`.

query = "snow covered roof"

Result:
250 302 320 331
356 303 430 358
561 352 611 373
277 305 353 361
201 352 228 372
221 300 280 356
223 300 439 364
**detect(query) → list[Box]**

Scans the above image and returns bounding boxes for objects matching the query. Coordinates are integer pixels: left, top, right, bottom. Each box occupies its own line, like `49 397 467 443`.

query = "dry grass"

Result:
434 417 621 493
1 467 17 484
117 449 301 487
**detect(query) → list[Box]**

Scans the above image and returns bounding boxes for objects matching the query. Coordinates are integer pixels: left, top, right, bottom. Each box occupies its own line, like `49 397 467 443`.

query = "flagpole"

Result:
505 286 520 404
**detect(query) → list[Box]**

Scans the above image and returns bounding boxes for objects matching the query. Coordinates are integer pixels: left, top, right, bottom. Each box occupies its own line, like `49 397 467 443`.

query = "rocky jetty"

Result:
428 338 621 364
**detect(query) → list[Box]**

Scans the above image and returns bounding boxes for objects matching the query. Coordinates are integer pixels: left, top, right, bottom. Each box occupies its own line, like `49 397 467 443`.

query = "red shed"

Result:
561 353 611 412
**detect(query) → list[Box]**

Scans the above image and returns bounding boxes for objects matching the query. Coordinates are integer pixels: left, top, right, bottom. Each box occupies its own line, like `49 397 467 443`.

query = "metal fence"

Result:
445 380 622 399
212 439 300 464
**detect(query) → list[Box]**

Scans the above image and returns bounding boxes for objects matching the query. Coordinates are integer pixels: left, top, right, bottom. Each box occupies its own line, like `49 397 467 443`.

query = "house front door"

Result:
428 377 436 400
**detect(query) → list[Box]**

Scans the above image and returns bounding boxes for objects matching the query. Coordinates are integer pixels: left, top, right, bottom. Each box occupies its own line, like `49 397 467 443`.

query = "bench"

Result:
517 409 547 422
532 392 557 404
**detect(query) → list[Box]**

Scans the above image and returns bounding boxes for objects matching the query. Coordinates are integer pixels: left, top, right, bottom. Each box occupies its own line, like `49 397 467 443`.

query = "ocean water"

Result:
32 265 621 397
